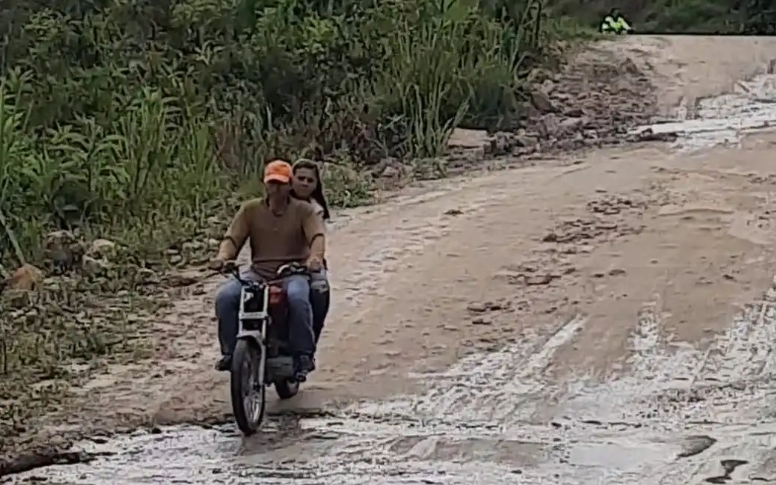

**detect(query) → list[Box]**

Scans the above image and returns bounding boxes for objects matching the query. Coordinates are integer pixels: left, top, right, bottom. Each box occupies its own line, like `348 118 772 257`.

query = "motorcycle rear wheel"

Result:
230 339 266 435
274 380 300 400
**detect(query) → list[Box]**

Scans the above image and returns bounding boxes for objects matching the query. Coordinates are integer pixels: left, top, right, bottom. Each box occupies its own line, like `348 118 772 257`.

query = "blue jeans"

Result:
215 269 315 357
310 269 330 345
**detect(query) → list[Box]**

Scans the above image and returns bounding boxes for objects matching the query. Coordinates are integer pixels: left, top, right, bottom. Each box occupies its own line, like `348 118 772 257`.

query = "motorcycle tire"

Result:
274 380 300 400
230 339 266 435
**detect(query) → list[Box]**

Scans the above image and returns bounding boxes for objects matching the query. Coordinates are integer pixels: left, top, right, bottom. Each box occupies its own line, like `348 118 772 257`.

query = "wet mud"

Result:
8 298 776 484
9 38 776 485
643 71 776 151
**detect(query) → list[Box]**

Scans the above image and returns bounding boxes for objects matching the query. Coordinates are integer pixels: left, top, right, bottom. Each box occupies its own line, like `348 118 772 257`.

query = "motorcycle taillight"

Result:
268 286 285 306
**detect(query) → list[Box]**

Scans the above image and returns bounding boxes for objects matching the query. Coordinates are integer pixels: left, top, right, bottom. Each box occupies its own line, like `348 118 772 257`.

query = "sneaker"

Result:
215 355 232 372
294 355 316 382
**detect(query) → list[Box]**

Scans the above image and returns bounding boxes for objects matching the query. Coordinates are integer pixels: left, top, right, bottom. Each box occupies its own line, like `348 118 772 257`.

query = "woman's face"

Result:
293 167 317 198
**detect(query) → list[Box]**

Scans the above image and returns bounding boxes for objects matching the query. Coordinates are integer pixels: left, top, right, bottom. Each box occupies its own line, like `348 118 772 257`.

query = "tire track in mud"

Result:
10 177 776 484
10 282 776 485
19 175 526 456
0 164 579 484
552 292 776 484
644 68 776 152
11 173 776 484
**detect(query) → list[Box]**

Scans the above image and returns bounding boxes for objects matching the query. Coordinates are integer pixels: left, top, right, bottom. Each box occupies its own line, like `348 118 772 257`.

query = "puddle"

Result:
639 71 776 151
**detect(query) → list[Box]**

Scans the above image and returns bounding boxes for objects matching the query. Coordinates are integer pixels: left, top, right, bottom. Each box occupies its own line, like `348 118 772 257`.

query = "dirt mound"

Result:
449 41 663 165
524 47 658 148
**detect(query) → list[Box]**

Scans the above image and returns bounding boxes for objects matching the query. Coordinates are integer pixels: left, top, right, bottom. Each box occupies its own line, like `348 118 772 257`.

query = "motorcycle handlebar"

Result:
219 261 309 286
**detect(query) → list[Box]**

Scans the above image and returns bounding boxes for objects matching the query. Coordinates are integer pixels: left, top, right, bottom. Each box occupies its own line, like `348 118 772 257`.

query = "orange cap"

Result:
264 160 292 184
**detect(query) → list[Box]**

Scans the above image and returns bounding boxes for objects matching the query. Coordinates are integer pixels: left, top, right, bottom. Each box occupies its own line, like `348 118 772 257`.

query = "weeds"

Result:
0 273 160 441
0 0 551 269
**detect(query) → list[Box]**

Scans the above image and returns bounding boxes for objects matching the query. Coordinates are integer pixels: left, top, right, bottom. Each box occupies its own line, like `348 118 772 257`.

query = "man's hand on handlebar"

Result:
207 258 224 271
208 259 313 281
305 255 323 272
208 258 237 273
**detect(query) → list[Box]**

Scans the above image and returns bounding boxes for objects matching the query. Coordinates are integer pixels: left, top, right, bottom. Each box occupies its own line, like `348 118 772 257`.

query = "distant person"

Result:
600 8 632 35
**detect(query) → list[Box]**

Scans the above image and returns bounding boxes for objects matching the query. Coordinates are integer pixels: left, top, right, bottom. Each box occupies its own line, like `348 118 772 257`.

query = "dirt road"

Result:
8 35 776 484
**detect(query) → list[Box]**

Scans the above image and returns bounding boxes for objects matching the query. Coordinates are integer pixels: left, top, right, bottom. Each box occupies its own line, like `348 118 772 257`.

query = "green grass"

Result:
0 0 555 272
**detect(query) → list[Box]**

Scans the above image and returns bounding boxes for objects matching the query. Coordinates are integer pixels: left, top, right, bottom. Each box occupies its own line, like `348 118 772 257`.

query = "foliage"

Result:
0 0 550 270
0 276 158 440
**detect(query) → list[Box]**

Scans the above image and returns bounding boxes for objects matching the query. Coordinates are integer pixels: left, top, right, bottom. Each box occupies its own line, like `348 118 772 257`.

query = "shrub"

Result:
0 0 550 269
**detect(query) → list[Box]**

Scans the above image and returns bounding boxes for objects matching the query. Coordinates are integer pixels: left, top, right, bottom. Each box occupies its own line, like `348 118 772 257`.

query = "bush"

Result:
0 0 551 269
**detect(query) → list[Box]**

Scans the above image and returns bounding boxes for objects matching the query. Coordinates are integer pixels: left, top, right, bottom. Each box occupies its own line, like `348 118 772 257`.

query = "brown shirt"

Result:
216 197 325 279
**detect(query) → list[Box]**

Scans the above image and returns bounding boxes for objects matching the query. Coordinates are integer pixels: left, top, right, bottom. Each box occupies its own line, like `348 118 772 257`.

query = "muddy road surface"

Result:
9 35 776 485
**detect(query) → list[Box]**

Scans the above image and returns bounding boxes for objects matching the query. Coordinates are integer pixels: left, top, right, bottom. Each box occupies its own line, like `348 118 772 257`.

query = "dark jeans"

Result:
310 269 330 346
215 269 315 357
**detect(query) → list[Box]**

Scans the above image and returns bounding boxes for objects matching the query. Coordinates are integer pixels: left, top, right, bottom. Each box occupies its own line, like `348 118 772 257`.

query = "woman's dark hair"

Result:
291 159 331 220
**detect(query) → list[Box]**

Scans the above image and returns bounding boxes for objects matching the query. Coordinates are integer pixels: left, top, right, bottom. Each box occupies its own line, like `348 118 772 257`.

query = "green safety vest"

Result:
601 15 618 33
601 15 631 34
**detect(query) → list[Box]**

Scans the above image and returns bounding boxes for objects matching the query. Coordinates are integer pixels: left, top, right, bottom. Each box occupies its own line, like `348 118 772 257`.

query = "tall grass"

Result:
0 71 230 265
0 0 549 269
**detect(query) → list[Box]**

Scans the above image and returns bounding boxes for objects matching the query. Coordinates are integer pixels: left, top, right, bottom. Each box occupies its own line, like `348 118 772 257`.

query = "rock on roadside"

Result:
5 264 44 291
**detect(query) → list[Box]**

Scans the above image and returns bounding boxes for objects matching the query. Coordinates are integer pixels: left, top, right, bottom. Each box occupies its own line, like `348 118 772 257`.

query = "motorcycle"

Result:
221 261 309 435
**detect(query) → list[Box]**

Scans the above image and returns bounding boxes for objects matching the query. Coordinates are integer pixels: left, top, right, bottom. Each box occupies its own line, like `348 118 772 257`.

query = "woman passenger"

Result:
291 159 331 347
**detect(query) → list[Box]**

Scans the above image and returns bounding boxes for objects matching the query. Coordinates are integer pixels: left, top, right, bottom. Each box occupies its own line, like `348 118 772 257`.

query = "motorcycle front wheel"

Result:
230 339 266 435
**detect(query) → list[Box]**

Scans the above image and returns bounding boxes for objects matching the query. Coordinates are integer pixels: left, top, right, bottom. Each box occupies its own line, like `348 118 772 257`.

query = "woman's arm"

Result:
310 199 330 231
311 199 325 218
301 203 326 261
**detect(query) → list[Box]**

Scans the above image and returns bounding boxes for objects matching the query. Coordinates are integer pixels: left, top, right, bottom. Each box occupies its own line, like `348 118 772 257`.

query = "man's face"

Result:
266 181 291 198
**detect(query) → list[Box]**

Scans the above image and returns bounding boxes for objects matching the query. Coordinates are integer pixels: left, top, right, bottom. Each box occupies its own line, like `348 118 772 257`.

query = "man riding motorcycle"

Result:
208 159 326 381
